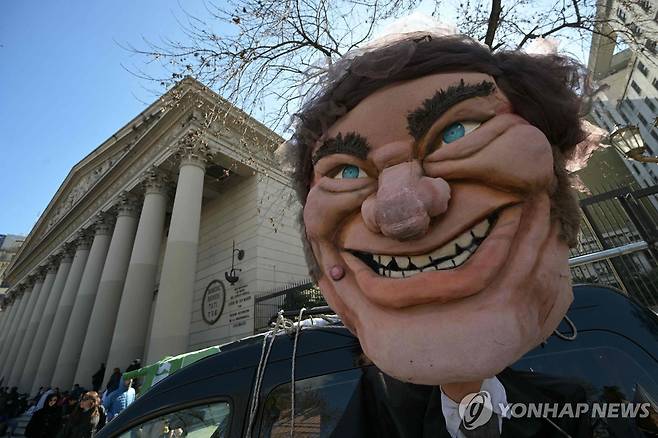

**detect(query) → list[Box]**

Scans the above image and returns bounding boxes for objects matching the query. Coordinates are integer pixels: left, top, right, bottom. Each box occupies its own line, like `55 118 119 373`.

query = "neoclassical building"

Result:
0 78 309 394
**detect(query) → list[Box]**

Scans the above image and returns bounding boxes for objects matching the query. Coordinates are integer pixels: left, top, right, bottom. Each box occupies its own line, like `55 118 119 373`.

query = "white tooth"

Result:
380 255 392 267
431 243 457 260
409 255 429 268
452 250 471 267
455 231 472 249
437 259 454 270
472 219 490 238
389 270 404 278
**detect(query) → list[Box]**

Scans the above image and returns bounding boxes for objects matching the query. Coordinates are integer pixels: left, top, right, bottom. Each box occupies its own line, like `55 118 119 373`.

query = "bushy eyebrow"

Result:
312 132 370 165
406 79 495 141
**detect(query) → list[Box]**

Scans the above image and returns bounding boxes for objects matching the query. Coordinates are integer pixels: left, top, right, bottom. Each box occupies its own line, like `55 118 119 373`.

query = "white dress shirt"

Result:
440 376 510 438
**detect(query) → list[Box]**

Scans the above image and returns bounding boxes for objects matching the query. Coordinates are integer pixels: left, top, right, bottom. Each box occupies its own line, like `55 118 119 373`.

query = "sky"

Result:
0 1 592 237
0 1 212 236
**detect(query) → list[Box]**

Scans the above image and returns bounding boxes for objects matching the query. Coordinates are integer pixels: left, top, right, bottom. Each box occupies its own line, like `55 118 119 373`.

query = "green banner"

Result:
123 346 221 396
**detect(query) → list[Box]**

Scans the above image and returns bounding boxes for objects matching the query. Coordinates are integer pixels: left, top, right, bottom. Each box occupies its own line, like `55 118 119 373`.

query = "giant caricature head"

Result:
286 35 584 385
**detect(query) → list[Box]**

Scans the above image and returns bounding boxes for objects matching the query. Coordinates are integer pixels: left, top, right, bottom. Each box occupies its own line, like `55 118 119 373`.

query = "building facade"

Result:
0 235 25 298
587 0 658 187
0 78 309 394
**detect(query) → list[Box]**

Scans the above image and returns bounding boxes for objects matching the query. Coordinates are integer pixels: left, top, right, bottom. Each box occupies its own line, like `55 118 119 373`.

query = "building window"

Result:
646 39 657 54
653 78 658 91
630 80 642 94
619 109 630 123
645 97 657 112
632 163 640 174
638 0 651 11
646 144 654 155
605 109 616 124
628 23 642 37
617 7 627 21
651 130 658 143
649 170 658 184
626 98 636 109
637 61 649 76
638 112 648 126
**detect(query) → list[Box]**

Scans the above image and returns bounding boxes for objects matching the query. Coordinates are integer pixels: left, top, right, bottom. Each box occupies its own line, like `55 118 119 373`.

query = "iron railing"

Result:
253 280 325 332
570 184 658 309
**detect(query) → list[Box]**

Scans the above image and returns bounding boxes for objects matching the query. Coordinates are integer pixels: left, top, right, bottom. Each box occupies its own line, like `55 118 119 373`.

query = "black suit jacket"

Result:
342 367 595 438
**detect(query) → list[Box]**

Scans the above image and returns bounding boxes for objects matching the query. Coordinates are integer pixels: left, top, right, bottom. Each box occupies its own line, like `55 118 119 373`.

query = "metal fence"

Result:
253 184 658 332
569 184 658 310
253 280 325 332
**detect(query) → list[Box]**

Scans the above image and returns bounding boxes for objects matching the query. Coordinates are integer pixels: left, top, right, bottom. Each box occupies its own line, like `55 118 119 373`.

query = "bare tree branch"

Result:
484 0 502 48
123 0 657 135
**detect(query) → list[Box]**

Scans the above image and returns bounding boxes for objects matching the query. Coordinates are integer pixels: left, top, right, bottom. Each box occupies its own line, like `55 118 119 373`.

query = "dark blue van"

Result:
97 285 658 437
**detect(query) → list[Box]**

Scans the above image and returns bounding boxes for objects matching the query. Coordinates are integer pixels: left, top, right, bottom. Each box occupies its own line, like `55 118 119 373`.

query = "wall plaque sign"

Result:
202 279 226 325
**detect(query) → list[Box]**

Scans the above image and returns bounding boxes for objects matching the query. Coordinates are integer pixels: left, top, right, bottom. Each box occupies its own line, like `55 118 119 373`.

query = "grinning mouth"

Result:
350 212 498 278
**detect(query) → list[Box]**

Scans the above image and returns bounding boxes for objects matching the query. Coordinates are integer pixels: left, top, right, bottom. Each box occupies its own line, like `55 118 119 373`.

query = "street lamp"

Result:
609 124 658 163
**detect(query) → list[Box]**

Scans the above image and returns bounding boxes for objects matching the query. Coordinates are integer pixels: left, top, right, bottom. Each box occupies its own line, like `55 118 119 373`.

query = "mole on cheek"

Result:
329 265 345 281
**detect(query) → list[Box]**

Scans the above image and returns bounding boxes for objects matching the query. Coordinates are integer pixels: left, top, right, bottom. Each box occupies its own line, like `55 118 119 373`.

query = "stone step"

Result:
0 414 30 438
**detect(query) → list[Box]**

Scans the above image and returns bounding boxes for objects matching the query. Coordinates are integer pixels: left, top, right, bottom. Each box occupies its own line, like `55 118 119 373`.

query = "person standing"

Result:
104 379 135 421
91 364 105 393
25 393 63 438
57 391 105 438
105 368 121 394
125 360 140 373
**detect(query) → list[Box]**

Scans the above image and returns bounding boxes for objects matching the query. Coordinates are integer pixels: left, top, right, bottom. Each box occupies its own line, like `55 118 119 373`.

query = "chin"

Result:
354 296 567 385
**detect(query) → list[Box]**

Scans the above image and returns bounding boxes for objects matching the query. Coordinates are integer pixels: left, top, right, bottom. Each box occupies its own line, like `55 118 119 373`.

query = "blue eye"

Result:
440 121 481 145
442 122 465 143
334 164 366 179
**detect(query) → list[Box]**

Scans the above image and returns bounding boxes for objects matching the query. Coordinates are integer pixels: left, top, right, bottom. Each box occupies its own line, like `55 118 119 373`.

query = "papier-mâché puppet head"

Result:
286 34 585 385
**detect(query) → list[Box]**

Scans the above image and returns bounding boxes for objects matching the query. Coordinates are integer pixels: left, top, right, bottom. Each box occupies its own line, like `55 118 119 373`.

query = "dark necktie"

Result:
458 413 501 438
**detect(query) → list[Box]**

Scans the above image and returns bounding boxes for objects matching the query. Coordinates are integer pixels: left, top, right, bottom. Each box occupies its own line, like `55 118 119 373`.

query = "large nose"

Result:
361 161 450 240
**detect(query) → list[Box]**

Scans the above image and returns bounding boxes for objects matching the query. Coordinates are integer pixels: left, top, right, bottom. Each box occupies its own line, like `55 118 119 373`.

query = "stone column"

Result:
3 274 44 385
146 140 211 363
21 247 74 392
0 291 25 375
0 293 20 359
33 233 91 393
51 215 113 390
74 193 139 387
10 260 58 389
0 305 10 346
105 169 168 380
0 311 7 345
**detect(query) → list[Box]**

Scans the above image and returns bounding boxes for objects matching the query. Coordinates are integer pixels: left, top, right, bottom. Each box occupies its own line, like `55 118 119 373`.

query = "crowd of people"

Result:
0 359 141 437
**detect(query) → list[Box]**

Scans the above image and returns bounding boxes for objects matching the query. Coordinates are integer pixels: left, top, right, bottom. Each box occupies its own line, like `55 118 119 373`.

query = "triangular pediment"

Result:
6 78 284 287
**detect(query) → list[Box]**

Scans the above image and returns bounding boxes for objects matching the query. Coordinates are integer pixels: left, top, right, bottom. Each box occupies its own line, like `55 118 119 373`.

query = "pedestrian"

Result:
104 379 135 421
25 393 63 438
70 384 85 401
105 368 121 394
57 391 106 438
91 363 105 392
32 388 54 413
3 387 21 437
